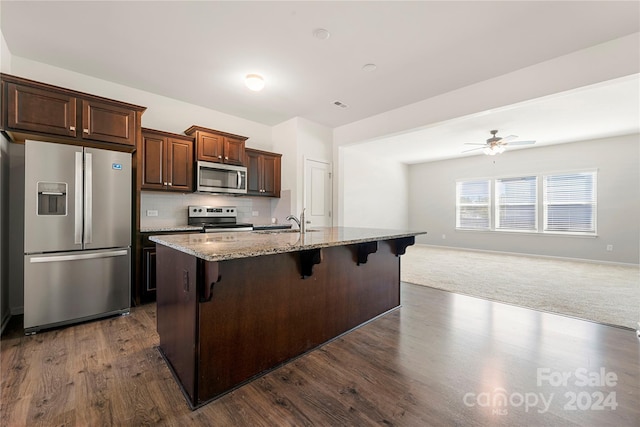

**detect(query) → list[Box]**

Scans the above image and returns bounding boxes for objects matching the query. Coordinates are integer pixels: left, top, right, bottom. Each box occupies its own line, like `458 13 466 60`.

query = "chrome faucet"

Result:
286 208 307 233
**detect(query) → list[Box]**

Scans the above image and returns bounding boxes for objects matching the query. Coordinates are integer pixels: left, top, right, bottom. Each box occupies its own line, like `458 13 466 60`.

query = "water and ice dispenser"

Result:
36 182 67 216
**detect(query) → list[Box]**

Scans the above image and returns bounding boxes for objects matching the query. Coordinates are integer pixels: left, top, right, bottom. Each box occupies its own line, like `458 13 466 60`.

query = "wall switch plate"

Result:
606 244 613 252
147 210 159 217
252 211 259 217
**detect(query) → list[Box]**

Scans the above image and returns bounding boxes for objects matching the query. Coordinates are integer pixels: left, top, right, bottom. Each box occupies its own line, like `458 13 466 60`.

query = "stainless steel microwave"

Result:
196 161 247 194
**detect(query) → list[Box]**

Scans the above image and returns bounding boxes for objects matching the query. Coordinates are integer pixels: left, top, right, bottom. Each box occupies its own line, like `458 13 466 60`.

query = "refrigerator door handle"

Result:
74 152 83 244
29 250 129 263
84 152 93 244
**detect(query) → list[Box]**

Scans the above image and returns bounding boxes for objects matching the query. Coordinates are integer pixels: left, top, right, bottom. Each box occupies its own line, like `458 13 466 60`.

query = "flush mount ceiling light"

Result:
313 28 330 40
245 74 265 91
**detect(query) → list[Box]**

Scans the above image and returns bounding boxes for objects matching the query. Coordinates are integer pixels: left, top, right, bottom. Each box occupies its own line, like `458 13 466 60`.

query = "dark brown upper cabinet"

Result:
246 148 281 198
1 73 145 149
140 128 194 192
184 125 247 166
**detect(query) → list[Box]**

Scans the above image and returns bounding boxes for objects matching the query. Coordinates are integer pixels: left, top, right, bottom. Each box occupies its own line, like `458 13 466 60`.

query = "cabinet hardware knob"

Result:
164 182 168 186
69 126 76 131
225 156 229 160
218 155 222 159
168 183 172 186
83 128 89 134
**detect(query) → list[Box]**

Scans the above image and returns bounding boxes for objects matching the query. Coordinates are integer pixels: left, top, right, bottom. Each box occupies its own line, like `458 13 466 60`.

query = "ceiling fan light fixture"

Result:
245 74 265 91
484 145 505 156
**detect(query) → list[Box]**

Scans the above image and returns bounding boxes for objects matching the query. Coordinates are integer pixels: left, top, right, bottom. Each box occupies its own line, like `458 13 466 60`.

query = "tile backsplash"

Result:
140 192 275 228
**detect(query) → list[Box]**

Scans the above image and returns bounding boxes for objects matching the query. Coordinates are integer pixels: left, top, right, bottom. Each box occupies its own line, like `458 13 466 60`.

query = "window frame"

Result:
455 179 491 231
542 170 597 235
494 175 538 233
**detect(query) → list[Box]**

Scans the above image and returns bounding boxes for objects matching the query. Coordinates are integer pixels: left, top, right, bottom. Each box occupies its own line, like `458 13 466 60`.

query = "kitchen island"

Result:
151 227 425 408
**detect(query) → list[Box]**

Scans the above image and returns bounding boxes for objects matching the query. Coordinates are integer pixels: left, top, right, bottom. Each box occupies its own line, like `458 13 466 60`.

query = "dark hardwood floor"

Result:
1 283 638 426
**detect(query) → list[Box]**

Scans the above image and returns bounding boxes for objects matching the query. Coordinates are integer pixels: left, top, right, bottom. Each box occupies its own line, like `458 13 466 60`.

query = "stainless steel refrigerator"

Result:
24 140 131 334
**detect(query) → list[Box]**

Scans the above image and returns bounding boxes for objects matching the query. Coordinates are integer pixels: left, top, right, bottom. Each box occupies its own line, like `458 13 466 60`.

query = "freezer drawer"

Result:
24 248 130 333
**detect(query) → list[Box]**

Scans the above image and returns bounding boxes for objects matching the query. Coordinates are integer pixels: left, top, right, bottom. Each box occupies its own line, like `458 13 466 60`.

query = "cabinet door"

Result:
197 133 224 163
224 137 246 165
141 133 166 190
246 150 262 195
82 99 136 146
6 82 77 137
142 246 157 295
262 154 280 197
167 137 193 191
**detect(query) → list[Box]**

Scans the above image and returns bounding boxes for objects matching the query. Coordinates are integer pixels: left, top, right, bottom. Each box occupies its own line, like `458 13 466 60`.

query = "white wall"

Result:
1 29 11 73
272 117 333 221
340 145 409 229
408 134 640 264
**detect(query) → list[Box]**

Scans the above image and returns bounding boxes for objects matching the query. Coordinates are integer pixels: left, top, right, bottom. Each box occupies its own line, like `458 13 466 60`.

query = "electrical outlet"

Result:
252 211 259 217
146 210 158 217
606 244 613 252
442 234 446 240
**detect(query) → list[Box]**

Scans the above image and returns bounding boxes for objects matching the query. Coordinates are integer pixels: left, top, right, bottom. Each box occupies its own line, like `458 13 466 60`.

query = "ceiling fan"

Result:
463 130 536 155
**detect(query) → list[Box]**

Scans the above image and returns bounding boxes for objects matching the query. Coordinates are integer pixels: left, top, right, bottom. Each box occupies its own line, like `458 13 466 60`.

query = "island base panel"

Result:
157 240 402 407
156 245 198 403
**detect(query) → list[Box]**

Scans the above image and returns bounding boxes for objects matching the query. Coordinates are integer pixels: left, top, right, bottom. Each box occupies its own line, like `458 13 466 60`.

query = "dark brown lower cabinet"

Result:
142 247 157 299
156 239 412 409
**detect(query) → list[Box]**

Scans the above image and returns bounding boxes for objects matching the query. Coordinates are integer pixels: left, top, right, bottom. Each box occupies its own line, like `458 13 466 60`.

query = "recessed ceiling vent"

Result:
333 100 348 109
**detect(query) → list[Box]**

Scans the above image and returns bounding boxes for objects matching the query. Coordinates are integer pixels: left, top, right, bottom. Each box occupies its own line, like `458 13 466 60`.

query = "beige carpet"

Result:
401 245 640 329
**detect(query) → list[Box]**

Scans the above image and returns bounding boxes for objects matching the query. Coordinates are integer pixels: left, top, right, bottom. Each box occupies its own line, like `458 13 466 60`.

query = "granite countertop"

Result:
150 226 426 262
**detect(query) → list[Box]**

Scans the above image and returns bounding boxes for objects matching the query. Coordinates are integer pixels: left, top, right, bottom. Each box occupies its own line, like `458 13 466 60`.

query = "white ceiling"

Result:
361 74 640 164
1 1 639 163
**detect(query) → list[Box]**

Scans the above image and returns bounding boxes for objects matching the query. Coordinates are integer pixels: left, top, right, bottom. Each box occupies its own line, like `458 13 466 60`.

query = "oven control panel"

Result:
189 206 237 218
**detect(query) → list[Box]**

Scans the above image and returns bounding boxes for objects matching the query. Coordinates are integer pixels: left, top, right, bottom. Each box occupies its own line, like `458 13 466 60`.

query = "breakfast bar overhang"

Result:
151 227 425 408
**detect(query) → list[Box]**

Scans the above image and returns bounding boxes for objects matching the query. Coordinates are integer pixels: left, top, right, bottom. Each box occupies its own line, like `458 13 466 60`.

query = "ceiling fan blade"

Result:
500 134 518 142
461 147 485 153
506 140 536 146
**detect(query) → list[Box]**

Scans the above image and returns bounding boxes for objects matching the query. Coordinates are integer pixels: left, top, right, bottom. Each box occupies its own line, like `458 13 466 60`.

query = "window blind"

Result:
543 172 596 233
456 180 490 229
495 176 537 231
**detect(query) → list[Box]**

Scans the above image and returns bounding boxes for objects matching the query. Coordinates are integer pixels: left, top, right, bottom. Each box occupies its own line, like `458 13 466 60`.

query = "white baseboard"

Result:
414 243 639 267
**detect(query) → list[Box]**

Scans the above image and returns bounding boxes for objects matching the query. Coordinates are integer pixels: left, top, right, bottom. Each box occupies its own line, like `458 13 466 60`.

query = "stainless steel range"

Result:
188 206 253 232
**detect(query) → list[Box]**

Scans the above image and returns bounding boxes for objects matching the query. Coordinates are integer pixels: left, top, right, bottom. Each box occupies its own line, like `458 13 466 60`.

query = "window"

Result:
543 172 597 234
495 176 537 231
456 180 490 230
456 170 597 235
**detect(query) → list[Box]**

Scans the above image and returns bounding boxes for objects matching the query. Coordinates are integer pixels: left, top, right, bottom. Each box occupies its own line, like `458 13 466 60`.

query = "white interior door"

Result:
304 159 332 227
